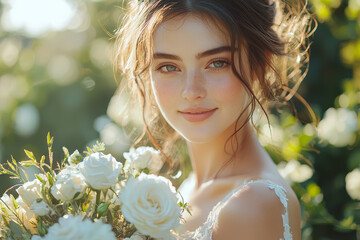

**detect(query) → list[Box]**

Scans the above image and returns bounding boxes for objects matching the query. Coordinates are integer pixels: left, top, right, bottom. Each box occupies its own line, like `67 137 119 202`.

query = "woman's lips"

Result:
178 108 218 122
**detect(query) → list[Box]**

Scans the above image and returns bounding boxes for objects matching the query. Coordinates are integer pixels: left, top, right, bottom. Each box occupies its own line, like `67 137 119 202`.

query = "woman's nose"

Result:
181 71 206 102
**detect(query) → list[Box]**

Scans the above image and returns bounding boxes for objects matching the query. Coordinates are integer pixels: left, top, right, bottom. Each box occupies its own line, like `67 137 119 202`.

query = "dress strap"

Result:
176 179 293 240
211 179 293 240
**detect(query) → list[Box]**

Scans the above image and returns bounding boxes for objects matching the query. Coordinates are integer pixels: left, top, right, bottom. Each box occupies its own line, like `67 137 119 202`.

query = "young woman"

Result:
114 0 314 239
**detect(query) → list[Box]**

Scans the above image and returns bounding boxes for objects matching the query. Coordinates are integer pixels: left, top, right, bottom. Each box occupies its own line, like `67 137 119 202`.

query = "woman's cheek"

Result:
152 79 179 107
210 74 245 102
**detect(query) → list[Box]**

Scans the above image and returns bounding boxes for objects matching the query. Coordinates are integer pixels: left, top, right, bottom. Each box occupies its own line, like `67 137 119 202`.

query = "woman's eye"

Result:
208 60 229 69
158 65 179 73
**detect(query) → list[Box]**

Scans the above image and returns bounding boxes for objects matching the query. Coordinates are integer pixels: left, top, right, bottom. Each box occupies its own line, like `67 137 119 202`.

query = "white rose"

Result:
67 150 83 165
123 147 160 170
51 166 87 201
17 196 37 233
345 168 360 200
41 214 116 240
278 160 313 184
317 108 358 147
120 173 181 239
16 179 42 207
30 200 51 216
79 152 123 190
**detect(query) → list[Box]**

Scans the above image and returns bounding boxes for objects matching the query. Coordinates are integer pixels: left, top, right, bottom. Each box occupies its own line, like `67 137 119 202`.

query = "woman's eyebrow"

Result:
196 46 231 59
153 46 231 60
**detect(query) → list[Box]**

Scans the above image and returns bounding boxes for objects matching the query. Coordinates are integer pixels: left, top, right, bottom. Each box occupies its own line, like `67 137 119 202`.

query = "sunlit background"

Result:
0 0 359 239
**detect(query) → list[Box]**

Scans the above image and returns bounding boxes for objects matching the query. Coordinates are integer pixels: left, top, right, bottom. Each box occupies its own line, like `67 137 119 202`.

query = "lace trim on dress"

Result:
177 179 293 240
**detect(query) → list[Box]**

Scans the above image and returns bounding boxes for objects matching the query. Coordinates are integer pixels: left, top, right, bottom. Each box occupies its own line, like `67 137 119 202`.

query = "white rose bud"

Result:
0 194 16 219
51 166 87 201
123 147 160 170
30 199 51 216
16 179 42 207
79 152 123 190
277 160 313 185
68 150 83 165
345 168 360 200
120 173 181 239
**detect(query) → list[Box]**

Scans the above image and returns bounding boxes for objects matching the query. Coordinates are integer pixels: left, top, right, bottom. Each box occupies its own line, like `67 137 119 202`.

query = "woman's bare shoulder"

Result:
212 180 300 240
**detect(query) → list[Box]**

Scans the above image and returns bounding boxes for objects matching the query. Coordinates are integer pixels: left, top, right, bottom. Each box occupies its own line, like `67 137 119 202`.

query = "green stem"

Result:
70 202 78 213
92 190 101 219
96 190 101 208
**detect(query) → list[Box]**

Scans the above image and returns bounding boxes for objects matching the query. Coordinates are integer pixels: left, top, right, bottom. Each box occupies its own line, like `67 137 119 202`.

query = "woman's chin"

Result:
178 131 219 144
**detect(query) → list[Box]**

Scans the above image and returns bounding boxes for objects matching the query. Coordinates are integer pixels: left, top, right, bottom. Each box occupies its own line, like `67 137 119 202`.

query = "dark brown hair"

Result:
113 0 315 175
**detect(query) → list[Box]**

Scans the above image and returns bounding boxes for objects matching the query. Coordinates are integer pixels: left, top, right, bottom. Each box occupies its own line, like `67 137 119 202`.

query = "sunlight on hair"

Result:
1 0 76 36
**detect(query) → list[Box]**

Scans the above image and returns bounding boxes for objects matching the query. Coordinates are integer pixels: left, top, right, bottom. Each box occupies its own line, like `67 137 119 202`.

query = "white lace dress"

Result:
176 177 293 240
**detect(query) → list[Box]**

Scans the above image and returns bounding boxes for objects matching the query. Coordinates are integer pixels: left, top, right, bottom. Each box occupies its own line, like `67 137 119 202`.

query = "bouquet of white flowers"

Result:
0 133 191 240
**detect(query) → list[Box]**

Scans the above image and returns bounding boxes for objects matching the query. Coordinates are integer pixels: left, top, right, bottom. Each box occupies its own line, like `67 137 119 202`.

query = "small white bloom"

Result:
67 150 83 165
79 152 123 190
109 182 123 206
345 168 360 200
120 173 181 239
42 214 116 240
317 108 358 147
259 124 284 147
16 179 42 207
278 160 313 184
0 193 14 209
123 146 160 170
51 166 87 201
30 200 51 216
0 193 17 219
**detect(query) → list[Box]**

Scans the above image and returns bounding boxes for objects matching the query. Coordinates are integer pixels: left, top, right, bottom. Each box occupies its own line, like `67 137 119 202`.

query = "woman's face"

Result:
150 14 250 143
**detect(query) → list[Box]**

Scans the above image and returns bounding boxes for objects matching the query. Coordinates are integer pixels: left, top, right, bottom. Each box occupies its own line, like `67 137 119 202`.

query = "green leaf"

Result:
338 216 356 230
40 155 45 166
9 221 26 239
35 174 46 185
47 172 54 186
10 195 19 210
6 161 15 172
47 132 51 145
24 150 36 161
20 163 33 168
21 168 29 182
11 156 17 167
86 146 92 154
97 202 110 216
22 232 32 240
47 132 53 147
62 147 69 158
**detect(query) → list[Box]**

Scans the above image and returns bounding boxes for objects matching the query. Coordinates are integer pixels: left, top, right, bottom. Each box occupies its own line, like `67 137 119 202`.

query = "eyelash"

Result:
155 58 230 74
206 58 230 71
156 64 180 73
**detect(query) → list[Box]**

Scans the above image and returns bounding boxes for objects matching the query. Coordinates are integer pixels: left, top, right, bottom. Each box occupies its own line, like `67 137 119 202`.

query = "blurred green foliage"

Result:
0 0 359 239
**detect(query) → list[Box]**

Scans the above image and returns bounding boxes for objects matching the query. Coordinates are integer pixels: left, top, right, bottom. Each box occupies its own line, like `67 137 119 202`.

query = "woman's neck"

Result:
186 122 262 188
